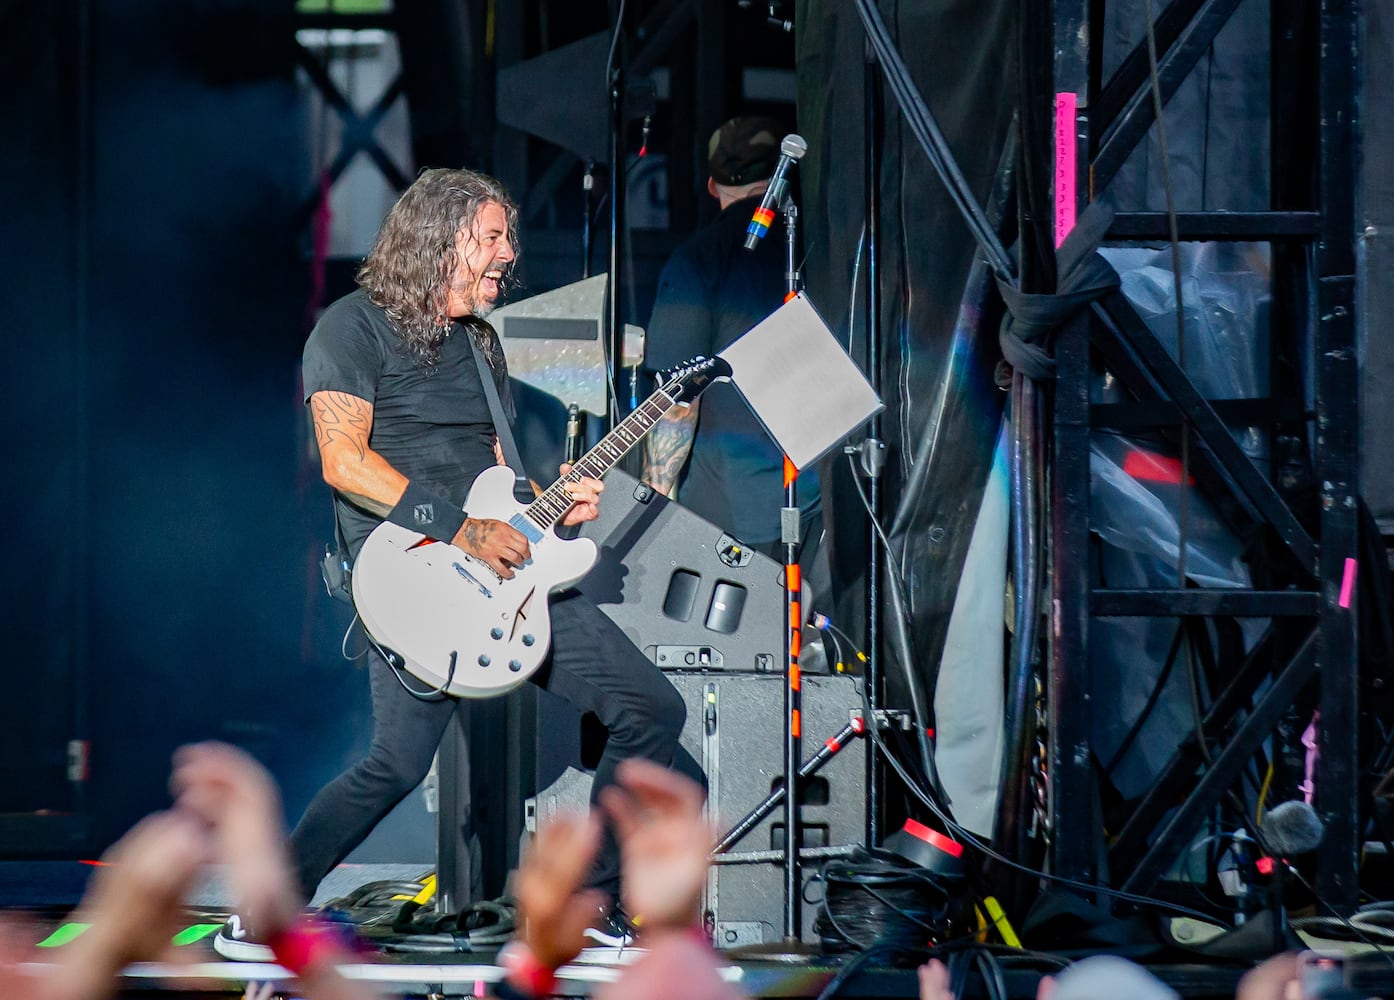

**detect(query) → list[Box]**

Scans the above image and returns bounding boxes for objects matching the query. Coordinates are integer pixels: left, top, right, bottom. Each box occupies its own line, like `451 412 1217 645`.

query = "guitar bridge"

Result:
452 562 494 599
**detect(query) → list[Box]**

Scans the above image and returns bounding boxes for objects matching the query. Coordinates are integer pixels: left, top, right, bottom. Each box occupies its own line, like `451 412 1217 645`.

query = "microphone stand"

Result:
605 60 625 428
779 192 804 942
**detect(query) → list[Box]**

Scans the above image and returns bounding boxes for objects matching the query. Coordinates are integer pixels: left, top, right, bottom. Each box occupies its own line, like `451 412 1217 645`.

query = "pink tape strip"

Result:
1339 556 1357 609
1301 712 1319 805
1054 93 1078 248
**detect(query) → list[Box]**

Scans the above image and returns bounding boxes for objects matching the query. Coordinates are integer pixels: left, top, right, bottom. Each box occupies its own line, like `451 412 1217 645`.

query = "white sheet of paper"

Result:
718 293 883 470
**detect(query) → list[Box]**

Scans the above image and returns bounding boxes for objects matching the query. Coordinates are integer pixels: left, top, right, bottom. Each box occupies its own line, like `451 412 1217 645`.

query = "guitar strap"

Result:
469 334 533 499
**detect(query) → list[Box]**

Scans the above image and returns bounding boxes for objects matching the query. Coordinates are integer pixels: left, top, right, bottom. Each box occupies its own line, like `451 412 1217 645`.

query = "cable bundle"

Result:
317 878 517 954
814 848 962 952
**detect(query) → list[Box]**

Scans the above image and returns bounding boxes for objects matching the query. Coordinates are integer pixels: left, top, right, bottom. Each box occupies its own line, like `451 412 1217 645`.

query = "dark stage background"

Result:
0 1 333 853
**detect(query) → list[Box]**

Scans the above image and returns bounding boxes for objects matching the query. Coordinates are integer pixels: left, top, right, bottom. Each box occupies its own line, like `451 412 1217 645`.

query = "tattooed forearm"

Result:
340 488 393 518
642 402 699 496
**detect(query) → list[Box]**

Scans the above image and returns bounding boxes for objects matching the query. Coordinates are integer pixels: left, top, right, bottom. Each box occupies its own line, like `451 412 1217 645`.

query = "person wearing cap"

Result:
641 116 825 580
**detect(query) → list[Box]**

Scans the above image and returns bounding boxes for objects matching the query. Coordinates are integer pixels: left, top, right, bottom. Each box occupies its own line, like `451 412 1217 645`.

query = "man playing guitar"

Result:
215 167 703 960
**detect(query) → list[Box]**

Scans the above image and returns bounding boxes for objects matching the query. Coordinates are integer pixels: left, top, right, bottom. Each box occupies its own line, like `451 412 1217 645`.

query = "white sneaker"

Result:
212 915 275 963
575 909 644 964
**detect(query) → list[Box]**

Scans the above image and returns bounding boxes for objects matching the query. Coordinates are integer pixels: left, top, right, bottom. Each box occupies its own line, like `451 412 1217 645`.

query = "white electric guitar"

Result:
351 355 733 698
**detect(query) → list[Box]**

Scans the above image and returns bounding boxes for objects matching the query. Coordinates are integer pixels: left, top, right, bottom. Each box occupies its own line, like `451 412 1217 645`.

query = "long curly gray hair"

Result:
357 168 520 366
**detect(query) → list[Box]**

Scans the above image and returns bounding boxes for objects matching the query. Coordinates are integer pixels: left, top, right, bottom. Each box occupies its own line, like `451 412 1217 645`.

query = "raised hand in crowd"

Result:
598 756 713 935
38 809 211 1000
509 810 608 974
171 741 302 935
1236 953 1301 1000
918 957 956 1000
0 741 380 1000
171 742 381 1000
592 759 745 1000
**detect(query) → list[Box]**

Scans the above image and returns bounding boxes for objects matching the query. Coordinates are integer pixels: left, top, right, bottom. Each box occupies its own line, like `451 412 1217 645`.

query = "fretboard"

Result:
522 387 680 532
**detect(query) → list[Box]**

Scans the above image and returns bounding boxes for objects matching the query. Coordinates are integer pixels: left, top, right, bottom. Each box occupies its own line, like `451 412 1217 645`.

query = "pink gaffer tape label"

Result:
1339 556 1357 608
1054 92 1078 248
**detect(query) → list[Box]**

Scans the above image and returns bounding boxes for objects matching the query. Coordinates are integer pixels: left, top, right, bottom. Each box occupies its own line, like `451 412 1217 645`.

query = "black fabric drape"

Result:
795 0 1016 706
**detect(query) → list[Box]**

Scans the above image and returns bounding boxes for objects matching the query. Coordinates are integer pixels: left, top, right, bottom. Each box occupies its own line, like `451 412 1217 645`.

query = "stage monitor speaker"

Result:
529 672 867 947
575 468 803 674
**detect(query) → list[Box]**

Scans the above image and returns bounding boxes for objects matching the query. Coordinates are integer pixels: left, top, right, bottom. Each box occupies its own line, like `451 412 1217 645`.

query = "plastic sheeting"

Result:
1089 242 1274 797
1098 242 1271 460
935 418 1009 835
1092 433 1254 591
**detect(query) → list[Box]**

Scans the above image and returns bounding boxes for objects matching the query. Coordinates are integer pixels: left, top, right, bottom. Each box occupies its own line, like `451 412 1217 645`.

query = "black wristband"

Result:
387 480 468 543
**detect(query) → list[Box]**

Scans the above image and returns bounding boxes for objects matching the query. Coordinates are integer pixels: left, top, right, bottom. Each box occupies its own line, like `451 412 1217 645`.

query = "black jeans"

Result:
288 590 702 904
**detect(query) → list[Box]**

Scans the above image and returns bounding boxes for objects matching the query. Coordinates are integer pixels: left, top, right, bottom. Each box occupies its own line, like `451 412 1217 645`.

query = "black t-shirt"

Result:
302 288 503 559
646 196 821 543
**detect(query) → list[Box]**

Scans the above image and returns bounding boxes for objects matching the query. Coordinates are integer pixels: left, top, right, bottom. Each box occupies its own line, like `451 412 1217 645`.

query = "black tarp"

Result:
795 0 1015 708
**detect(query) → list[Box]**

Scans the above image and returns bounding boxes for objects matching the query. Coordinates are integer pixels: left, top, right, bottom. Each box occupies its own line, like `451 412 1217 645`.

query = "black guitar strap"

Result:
469 333 532 499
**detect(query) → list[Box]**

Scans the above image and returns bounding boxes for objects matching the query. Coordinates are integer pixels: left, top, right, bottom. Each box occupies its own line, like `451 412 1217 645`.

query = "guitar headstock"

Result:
658 355 734 402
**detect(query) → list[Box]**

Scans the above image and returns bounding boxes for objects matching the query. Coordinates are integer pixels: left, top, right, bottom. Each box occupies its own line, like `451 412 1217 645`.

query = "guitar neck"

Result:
523 386 681 532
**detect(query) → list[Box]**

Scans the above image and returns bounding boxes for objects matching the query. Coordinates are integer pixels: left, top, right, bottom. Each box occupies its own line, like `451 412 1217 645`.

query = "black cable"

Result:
815 850 958 952
813 943 905 1000
327 879 429 910
602 0 627 89
1137 0 1193 590
850 0 1015 284
1285 867 1394 974
1102 621 1186 775
367 633 455 701
823 618 1236 926
340 612 369 661
842 453 951 809
953 947 1010 1000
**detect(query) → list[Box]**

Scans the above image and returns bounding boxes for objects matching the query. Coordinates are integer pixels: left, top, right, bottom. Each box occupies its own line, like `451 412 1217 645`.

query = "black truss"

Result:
1091 0 1246 194
292 12 411 230
1114 626 1319 893
1044 0 1361 911
1091 291 1317 573
1106 211 1322 241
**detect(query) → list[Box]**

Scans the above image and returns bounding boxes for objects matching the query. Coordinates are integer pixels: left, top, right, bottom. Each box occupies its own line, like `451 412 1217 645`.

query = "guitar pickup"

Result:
452 562 493 599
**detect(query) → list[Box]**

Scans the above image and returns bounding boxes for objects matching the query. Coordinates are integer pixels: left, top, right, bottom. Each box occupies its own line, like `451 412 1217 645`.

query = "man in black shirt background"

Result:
642 117 825 577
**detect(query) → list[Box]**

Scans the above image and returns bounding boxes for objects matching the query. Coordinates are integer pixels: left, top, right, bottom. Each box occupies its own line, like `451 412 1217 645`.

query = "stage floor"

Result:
3 862 1390 999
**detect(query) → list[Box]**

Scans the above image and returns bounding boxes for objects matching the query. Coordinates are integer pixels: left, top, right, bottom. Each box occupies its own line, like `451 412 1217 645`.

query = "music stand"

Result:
719 292 883 939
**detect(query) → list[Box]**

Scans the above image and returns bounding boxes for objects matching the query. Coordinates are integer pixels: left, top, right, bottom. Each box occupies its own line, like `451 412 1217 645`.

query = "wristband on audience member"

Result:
387 480 468 543
497 940 558 997
268 918 344 977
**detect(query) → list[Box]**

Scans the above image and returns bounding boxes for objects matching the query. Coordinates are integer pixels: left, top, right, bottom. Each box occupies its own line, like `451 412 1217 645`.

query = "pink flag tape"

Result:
1054 93 1078 248
1339 556 1357 609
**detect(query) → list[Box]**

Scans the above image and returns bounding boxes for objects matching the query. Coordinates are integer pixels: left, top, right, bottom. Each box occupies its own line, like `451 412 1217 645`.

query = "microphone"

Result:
564 403 582 464
1263 800 1325 857
743 133 808 251
1260 801 1325 951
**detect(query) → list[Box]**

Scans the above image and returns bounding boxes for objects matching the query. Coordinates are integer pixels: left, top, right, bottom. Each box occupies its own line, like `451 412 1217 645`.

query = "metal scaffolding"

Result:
1042 0 1361 911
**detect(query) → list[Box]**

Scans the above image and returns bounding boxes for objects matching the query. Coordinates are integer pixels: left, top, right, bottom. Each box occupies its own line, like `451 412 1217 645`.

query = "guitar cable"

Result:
376 635 458 701
345 612 457 702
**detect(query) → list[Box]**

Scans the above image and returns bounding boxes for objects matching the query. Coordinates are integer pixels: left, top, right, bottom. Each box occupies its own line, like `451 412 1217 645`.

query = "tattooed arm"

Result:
641 400 700 498
309 391 531 577
309 390 406 517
